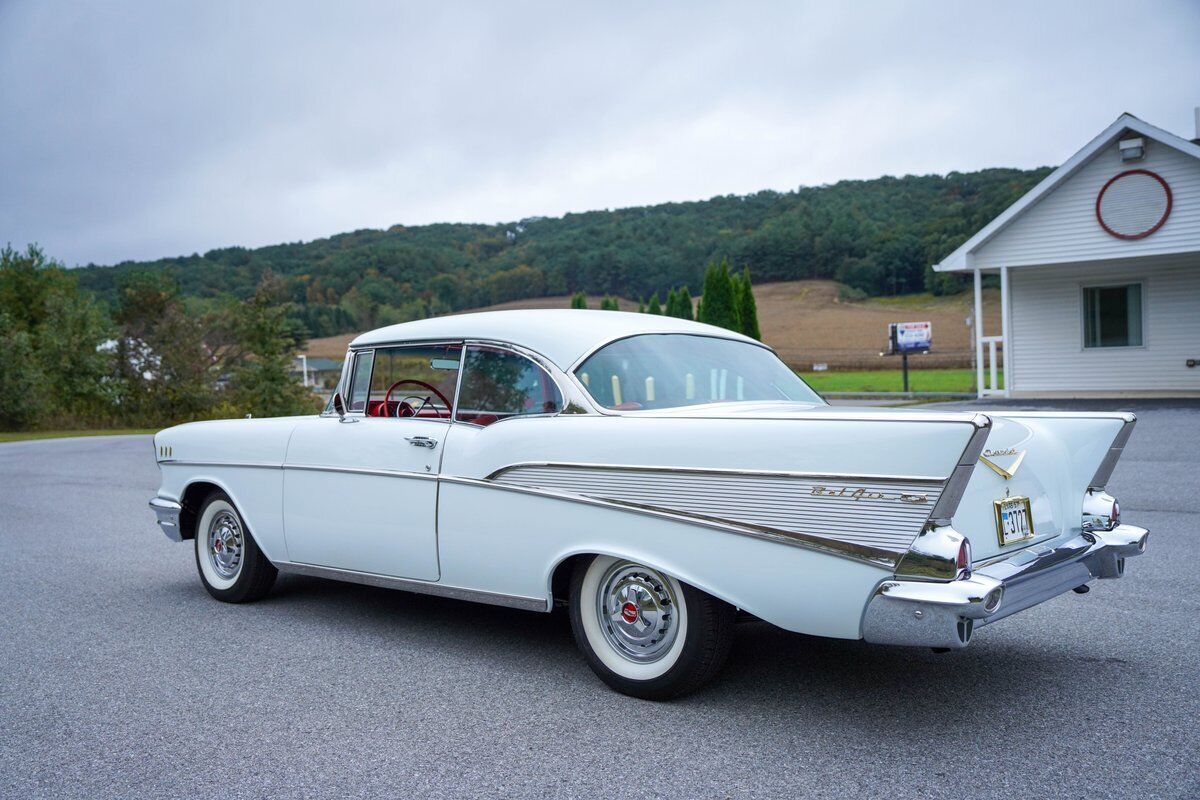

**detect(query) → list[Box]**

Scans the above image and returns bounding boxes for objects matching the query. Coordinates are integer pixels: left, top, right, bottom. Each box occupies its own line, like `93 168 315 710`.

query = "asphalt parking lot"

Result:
1 403 1197 800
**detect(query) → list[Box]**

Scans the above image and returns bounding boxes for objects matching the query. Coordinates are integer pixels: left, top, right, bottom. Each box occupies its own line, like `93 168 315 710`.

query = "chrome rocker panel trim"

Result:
148 497 183 542
273 561 549 612
862 523 1149 650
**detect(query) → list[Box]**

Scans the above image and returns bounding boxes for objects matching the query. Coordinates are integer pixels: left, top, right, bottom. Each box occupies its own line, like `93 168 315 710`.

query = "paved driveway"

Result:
1 404 1197 799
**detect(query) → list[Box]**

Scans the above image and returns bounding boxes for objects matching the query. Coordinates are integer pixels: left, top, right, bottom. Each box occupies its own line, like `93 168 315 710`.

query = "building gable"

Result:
972 132 1200 269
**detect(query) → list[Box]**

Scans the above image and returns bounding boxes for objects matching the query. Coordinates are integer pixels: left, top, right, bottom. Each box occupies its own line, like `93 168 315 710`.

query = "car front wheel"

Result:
194 491 277 603
569 555 735 700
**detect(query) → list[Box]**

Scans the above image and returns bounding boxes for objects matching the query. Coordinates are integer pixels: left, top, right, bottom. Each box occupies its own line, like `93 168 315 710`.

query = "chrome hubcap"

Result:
208 510 243 579
596 562 679 663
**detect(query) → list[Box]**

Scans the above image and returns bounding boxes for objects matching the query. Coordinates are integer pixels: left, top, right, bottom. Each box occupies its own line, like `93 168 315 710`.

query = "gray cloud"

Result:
2 1 1198 265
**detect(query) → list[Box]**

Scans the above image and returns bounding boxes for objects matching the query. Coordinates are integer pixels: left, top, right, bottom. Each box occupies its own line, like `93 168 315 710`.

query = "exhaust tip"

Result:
983 588 1003 614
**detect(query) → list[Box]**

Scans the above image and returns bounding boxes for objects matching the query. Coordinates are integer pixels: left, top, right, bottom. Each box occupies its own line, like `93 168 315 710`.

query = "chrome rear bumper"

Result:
861 524 1149 649
148 497 183 542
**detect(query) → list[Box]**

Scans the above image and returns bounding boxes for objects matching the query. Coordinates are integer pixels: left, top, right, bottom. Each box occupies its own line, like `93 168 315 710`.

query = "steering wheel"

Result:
383 379 452 419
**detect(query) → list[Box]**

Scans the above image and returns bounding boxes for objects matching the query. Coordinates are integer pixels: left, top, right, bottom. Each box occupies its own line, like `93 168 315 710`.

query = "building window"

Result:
1083 284 1143 348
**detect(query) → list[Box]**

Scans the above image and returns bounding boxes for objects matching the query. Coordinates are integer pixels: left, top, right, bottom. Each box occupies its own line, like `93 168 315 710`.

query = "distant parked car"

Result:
149 310 1148 698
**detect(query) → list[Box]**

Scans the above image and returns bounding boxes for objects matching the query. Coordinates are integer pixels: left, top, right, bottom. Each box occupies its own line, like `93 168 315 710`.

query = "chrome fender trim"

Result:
148 497 183 542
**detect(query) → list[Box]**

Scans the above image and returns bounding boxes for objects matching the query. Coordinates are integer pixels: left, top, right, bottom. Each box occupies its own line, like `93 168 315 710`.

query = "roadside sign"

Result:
884 321 932 394
812 363 828 372
887 321 932 354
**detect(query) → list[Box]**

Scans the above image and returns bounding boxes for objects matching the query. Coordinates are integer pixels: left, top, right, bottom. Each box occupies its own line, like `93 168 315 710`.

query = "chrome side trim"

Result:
273 561 549 612
161 461 439 482
486 461 948 484
926 415 992 526
287 464 439 481
1089 414 1137 490
442 474 903 567
148 497 183 542
487 463 942 555
160 460 282 470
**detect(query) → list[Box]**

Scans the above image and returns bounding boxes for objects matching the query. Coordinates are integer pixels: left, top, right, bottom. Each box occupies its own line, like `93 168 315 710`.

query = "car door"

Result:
282 343 462 581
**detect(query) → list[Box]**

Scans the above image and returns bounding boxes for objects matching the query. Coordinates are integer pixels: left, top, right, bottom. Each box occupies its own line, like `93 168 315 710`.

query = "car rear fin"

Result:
927 414 992 527
1089 414 1137 491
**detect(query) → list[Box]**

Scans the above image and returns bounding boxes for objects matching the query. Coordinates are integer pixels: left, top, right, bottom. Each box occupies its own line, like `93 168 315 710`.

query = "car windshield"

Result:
574 334 823 410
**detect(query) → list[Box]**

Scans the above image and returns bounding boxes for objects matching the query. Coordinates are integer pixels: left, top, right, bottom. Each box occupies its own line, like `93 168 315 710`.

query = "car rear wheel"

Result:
569 555 735 700
194 491 277 603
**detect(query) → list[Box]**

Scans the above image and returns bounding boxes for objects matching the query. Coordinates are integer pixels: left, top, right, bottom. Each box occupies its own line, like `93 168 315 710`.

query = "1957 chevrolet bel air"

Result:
149 310 1148 699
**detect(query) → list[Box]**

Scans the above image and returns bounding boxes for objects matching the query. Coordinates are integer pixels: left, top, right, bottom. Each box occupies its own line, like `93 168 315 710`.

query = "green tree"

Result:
676 287 694 321
0 245 112 429
647 293 662 315
570 291 588 309
600 296 620 311
226 272 313 418
114 270 218 425
697 259 738 331
735 267 761 340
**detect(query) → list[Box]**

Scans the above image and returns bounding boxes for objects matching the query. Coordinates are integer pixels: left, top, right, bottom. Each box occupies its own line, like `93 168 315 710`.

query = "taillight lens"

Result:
956 538 972 575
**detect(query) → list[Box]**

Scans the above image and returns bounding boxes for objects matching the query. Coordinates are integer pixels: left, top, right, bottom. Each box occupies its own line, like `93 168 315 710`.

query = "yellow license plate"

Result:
994 495 1034 546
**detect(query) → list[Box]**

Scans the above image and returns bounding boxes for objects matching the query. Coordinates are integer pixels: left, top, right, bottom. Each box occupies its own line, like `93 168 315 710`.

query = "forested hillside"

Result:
75 167 1050 338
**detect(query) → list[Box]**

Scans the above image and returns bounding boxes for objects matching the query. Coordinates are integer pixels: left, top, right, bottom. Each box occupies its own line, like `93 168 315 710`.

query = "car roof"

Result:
349 309 760 369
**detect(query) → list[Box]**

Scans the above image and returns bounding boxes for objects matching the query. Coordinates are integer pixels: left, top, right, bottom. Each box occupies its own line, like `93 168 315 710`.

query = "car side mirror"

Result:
331 391 347 419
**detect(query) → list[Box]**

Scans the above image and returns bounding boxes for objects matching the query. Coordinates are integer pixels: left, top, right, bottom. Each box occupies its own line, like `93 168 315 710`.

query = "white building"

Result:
934 112 1200 398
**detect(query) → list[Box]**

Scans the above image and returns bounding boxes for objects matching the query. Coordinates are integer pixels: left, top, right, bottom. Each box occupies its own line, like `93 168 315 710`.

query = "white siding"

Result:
973 138 1200 269
1009 254 1200 394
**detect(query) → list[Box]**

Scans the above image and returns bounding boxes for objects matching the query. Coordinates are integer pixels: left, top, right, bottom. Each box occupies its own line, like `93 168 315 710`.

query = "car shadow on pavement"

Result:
258 571 1124 734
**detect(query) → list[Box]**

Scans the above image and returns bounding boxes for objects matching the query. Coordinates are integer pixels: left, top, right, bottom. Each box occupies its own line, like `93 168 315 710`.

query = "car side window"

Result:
347 350 375 412
364 344 461 419
455 346 562 427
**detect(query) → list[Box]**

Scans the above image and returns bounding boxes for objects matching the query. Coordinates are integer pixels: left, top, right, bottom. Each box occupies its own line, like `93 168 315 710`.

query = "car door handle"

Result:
405 436 438 449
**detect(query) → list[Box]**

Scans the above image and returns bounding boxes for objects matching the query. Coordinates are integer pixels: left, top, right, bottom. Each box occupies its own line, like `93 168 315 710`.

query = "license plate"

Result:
994 495 1034 546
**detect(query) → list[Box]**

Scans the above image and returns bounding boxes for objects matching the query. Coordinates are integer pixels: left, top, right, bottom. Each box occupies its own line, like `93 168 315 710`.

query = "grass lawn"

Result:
799 368 1001 394
0 428 156 443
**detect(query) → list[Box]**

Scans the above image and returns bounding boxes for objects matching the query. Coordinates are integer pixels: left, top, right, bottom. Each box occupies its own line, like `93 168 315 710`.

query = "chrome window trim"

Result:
452 341 591 428
440 474 900 568
273 560 548 612
345 336 599 419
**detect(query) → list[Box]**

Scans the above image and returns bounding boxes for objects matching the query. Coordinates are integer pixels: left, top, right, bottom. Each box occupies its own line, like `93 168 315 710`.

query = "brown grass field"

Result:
305 280 1000 371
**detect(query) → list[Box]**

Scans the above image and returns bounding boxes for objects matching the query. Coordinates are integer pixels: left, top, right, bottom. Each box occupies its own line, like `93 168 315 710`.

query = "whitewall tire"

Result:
194 491 277 603
569 555 735 700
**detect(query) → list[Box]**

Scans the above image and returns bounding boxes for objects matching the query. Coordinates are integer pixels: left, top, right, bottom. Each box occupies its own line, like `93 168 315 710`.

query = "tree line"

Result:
73 167 1050 338
570 258 760 341
0 245 315 431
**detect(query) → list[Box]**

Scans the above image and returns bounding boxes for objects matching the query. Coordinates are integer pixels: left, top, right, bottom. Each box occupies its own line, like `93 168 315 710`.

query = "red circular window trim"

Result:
1095 168 1172 240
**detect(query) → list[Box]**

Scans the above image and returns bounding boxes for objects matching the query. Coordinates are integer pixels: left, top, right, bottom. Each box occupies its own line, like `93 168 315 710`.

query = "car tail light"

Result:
955 538 972 576
1082 490 1120 531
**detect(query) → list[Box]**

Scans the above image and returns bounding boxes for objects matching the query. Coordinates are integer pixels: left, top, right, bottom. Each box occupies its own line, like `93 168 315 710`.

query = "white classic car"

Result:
149 310 1148 699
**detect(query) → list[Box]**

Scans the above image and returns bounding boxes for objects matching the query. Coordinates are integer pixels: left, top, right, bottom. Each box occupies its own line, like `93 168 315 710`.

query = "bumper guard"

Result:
148 497 184 542
862 524 1149 649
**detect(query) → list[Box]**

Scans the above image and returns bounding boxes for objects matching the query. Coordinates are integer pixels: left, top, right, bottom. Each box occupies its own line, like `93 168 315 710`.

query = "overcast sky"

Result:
2 1 1198 266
